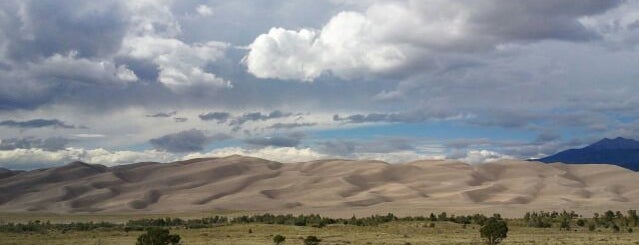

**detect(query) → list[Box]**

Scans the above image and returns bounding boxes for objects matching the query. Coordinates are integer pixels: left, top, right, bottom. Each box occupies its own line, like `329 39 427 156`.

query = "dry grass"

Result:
2 220 639 245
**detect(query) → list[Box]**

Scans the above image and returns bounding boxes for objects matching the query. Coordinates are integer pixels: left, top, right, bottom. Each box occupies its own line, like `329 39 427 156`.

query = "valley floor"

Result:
2 221 639 245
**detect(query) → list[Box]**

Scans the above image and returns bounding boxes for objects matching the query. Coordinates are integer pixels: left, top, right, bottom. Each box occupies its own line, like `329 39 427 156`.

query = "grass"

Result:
2 220 639 245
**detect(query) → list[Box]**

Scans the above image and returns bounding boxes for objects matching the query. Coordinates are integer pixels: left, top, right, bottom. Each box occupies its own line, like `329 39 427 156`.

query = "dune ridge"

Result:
1 155 638 217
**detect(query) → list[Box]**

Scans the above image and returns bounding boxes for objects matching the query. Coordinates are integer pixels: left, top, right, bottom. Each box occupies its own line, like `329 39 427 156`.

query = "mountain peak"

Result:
586 137 639 150
537 137 639 171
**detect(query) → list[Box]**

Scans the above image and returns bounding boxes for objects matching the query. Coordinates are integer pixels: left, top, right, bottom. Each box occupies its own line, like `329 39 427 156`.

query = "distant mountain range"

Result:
537 137 639 171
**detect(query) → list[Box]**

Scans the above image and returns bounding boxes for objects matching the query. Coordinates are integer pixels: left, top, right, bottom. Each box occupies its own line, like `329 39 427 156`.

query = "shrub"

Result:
588 222 596 232
480 217 508 245
273 234 286 245
612 224 620 233
576 219 585 227
136 227 180 245
303 235 321 245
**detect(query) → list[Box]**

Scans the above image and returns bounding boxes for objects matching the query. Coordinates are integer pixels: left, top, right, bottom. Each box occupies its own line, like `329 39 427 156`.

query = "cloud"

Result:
455 150 514 164
0 147 176 169
173 117 188 123
120 36 231 91
0 137 71 151
245 0 622 81
185 146 327 163
267 122 317 129
1 0 128 61
149 129 230 153
29 51 138 84
196 5 213 17
146 111 177 118
230 110 293 125
317 137 414 156
244 132 305 147
198 112 231 123
0 119 77 129
333 110 464 124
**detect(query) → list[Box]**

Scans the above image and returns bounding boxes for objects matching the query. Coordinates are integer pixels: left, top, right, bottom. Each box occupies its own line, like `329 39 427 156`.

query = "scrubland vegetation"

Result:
1 210 638 244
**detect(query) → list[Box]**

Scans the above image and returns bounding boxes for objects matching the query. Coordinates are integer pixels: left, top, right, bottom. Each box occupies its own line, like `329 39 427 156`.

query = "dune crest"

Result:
1 155 638 217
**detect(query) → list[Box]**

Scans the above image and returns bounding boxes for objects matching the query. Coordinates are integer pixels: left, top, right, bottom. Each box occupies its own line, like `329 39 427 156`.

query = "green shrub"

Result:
136 227 180 245
480 217 508 245
303 235 321 245
273 234 286 245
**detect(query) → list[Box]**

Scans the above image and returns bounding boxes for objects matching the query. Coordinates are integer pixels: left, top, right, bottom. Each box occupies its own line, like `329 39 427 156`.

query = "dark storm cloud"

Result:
0 137 71 151
469 0 623 43
0 119 77 129
244 132 305 147
146 111 177 118
199 112 231 123
149 129 231 153
1 1 128 61
230 110 292 125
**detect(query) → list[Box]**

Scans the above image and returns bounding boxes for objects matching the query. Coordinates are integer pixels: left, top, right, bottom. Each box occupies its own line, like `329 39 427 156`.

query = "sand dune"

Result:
1 155 638 217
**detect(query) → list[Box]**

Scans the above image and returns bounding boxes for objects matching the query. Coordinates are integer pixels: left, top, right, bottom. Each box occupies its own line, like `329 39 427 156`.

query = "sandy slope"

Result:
0 155 638 217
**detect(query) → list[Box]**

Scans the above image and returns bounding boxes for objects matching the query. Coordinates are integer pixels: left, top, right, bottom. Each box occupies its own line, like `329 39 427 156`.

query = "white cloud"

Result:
245 12 405 81
196 5 213 17
457 150 514 164
118 0 231 91
30 51 137 84
0 147 176 168
185 146 328 163
352 151 445 164
245 0 622 81
116 65 139 82
121 36 231 91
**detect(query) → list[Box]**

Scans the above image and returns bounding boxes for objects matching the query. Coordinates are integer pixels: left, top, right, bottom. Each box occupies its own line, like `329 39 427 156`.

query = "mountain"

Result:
537 137 639 171
1 155 639 217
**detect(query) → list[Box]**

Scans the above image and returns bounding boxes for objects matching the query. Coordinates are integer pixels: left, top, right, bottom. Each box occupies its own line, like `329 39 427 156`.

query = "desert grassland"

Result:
0 211 241 224
2 220 639 245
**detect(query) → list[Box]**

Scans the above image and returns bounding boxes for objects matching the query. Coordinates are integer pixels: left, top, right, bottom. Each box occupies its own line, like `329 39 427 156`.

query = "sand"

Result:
1 155 638 218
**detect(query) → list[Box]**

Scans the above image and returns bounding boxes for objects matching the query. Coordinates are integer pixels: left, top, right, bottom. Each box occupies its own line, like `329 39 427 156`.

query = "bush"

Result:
136 227 181 245
612 224 620 233
576 219 585 227
588 223 596 232
273 234 286 244
480 218 508 245
303 235 321 245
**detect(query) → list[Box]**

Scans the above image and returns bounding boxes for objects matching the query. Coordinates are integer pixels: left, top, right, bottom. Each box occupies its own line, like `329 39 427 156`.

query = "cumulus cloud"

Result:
245 0 622 81
149 129 230 153
196 5 213 17
0 119 77 129
29 51 138 84
455 150 514 164
185 146 327 163
0 147 176 169
120 36 231 91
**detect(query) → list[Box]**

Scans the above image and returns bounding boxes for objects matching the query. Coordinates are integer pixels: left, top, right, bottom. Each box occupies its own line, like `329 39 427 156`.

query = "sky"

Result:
1 0 639 169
